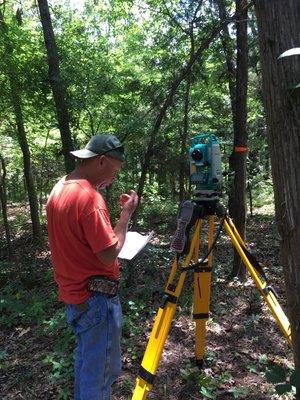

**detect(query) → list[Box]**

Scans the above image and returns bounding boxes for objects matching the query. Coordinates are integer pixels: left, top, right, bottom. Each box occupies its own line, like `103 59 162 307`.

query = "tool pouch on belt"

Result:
87 276 119 297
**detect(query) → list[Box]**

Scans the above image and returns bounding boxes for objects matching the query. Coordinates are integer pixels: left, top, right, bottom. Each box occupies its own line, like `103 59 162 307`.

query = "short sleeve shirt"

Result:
46 177 119 304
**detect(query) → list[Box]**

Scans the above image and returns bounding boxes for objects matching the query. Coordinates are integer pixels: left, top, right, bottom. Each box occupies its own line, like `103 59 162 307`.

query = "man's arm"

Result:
96 191 138 265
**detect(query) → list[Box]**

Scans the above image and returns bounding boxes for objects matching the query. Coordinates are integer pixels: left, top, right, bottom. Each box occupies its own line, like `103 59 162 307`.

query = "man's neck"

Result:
66 167 90 182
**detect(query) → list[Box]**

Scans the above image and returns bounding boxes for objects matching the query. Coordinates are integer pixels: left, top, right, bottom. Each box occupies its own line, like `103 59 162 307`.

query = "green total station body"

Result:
189 133 222 195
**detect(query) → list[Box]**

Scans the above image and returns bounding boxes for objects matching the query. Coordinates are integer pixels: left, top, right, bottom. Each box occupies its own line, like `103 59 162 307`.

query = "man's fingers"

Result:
120 194 131 203
120 190 138 212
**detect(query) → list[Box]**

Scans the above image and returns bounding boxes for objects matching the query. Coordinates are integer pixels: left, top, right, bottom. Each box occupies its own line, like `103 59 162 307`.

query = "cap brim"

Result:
70 149 98 159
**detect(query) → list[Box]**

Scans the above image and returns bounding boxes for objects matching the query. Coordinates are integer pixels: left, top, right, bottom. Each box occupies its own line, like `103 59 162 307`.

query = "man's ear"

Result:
98 155 105 165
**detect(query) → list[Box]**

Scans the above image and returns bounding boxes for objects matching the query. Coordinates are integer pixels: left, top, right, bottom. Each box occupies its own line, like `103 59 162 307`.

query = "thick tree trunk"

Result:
228 0 249 281
254 0 300 393
37 0 75 173
0 154 13 258
0 13 42 241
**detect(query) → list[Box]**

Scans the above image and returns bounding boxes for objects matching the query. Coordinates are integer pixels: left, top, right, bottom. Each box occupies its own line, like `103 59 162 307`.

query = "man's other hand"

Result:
120 190 138 215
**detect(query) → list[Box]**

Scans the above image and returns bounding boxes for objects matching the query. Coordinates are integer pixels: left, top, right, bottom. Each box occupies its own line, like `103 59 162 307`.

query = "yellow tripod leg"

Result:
222 218 292 345
132 220 201 400
193 215 215 367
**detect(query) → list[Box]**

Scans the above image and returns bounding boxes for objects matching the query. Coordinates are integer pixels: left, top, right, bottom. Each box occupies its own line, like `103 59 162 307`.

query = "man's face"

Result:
96 155 123 188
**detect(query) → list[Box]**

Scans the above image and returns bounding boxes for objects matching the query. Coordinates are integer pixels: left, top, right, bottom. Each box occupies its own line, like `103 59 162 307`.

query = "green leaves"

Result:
199 386 216 399
266 364 300 396
228 386 250 399
265 364 286 383
275 383 292 395
290 369 300 388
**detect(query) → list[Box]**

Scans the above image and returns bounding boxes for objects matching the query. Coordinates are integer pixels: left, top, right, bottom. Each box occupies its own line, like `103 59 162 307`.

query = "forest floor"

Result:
0 204 295 400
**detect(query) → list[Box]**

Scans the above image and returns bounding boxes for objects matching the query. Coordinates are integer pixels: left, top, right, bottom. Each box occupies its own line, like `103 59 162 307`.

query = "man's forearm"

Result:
113 209 132 253
96 190 138 266
95 210 132 266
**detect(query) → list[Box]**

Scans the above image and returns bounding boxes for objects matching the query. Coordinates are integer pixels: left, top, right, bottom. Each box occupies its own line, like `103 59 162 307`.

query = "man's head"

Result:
70 133 124 187
70 134 124 162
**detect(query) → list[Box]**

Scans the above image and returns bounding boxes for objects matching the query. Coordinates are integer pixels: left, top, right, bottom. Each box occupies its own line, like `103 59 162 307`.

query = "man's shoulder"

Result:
46 177 65 206
72 181 107 213
47 178 107 214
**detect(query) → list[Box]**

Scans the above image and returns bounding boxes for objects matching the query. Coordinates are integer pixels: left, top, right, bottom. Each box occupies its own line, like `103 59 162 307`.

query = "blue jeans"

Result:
65 293 122 400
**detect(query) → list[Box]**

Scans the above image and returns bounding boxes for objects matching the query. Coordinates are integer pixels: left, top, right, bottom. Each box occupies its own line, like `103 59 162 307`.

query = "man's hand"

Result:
119 190 139 215
96 191 139 266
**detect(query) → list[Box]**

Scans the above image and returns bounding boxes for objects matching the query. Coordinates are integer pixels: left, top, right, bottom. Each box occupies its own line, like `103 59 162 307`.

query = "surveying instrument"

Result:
131 133 292 400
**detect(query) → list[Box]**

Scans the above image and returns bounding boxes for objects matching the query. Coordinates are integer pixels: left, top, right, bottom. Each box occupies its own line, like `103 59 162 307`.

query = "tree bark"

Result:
216 0 236 119
0 153 13 259
37 0 75 173
228 0 249 281
179 77 191 202
0 13 42 241
254 0 300 392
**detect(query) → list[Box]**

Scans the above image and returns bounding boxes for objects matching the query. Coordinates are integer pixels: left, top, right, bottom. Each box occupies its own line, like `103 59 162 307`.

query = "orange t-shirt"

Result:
46 177 119 304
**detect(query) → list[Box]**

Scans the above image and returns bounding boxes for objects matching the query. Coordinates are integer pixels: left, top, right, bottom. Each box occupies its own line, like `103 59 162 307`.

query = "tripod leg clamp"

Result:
262 284 279 299
138 366 156 385
160 293 178 309
193 312 210 320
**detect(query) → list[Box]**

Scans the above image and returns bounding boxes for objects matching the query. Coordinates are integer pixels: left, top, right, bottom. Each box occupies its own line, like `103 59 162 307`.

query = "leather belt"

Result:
87 275 119 298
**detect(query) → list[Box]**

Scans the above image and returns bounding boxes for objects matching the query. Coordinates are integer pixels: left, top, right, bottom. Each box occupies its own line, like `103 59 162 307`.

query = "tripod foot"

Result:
195 359 204 370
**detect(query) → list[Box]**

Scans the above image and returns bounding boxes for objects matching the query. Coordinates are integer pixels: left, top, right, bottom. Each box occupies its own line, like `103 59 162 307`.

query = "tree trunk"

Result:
254 0 300 394
37 0 75 173
216 0 236 119
10 84 43 241
179 78 191 202
228 0 249 281
0 154 13 259
0 13 42 241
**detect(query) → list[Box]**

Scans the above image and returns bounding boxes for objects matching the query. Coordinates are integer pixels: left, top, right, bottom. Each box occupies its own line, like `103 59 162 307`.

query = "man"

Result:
46 133 138 400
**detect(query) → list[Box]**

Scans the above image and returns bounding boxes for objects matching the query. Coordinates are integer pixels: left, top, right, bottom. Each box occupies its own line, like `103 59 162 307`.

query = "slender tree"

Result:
0 153 12 258
254 0 300 393
179 78 191 202
216 0 236 118
37 0 75 173
0 11 42 241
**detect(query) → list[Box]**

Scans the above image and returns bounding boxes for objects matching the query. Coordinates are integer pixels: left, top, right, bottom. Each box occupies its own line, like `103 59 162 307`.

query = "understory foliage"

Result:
0 210 296 399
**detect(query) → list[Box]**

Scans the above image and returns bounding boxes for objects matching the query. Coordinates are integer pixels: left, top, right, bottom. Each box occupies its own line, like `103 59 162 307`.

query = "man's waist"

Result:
57 272 119 304
87 275 119 297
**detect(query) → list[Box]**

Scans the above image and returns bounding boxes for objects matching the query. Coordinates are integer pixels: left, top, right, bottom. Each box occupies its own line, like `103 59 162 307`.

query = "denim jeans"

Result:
65 293 122 400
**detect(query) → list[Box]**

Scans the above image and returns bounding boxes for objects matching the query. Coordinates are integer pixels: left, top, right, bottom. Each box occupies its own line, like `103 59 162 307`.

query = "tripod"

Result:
131 198 292 400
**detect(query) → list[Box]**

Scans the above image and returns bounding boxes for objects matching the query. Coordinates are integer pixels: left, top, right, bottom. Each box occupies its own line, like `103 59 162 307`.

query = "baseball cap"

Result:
70 134 125 161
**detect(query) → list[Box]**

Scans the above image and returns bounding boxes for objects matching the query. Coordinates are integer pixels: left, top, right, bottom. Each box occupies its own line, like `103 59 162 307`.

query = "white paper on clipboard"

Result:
118 231 154 260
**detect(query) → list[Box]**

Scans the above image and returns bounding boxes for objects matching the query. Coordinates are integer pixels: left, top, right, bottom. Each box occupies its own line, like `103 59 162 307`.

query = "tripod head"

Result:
191 197 227 219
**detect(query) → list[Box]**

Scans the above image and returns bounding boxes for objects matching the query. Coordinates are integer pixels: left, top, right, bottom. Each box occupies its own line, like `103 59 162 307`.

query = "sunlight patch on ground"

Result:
253 203 275 216
207 320 226 335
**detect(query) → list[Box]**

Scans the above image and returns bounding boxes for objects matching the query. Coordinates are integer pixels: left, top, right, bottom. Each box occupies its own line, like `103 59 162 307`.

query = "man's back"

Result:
46 177 119 304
